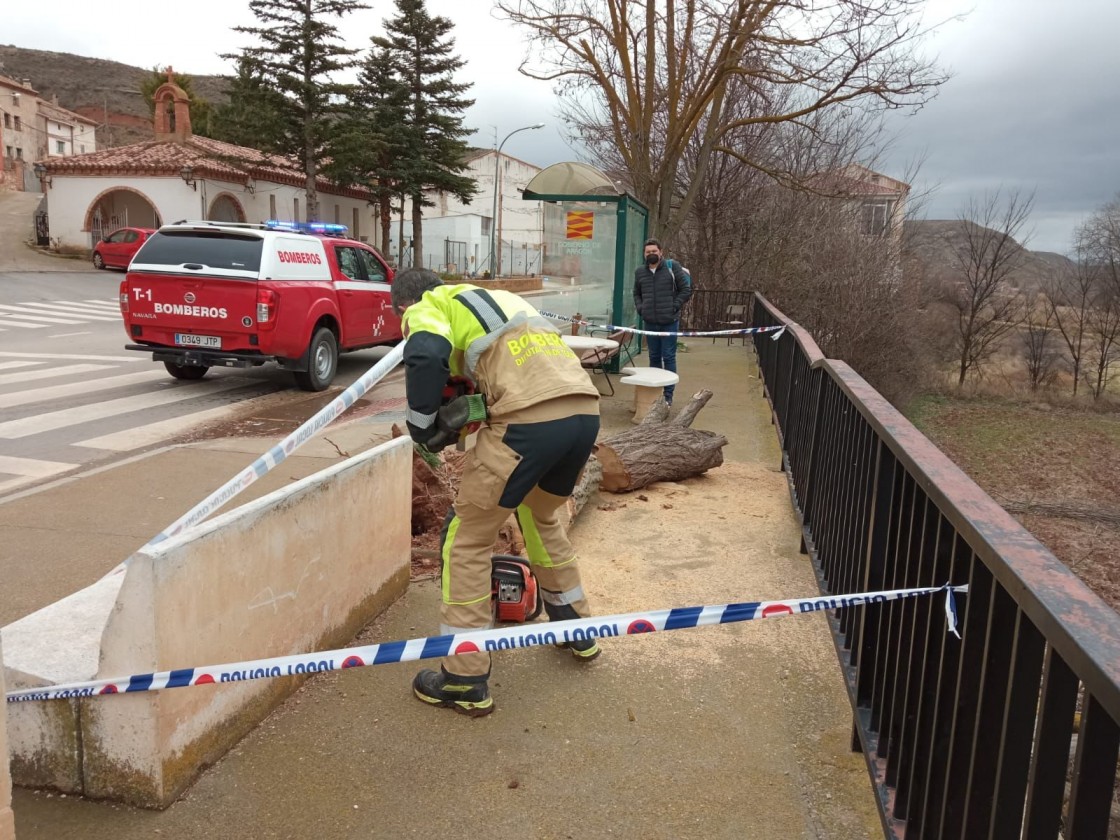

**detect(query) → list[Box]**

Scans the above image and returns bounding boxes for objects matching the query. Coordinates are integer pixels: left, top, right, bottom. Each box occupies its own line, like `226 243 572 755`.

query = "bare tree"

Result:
496 0 949 240
1077 194 1120 398
744 188 939 404
1085 289 1120 399
948 190 1033 386
1045 249 1097 396
1021 295 1061 392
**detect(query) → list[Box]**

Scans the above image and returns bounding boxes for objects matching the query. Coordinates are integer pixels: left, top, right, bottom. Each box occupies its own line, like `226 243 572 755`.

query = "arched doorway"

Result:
84 187 162 247
208 193 246 223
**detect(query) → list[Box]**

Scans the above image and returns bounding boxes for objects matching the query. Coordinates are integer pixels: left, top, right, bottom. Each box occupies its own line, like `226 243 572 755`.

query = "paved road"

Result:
0 271 399 500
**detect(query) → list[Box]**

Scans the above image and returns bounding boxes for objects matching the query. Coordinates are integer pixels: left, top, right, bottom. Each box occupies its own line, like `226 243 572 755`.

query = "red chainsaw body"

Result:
491 555 543 623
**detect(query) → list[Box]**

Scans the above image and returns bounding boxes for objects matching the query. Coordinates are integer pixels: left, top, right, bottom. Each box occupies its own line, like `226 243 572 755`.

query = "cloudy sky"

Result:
5 0 1119 253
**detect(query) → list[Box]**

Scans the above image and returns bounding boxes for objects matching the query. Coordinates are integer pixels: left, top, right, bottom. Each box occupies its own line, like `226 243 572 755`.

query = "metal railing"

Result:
679 288 754 333
752 292 1120 839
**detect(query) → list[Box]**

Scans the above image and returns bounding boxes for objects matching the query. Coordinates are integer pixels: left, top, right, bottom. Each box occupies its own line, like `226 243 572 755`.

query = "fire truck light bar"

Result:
264 220 349 236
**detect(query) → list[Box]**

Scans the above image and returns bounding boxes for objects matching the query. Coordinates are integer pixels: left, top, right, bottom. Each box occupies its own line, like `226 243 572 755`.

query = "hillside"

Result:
0 45 229 147
903 219 1075 294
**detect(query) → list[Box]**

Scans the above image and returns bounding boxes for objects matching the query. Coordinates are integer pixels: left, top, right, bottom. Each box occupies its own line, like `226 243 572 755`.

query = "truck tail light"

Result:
256 288 278 329
119 282 128 315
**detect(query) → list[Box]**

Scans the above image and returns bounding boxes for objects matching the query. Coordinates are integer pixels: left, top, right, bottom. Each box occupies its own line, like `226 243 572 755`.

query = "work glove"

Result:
439 393 488 430
424 394 488 453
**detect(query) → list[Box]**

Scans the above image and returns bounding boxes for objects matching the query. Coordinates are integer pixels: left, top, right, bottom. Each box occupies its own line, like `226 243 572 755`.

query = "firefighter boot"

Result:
412 667 494 717
545 601 602 662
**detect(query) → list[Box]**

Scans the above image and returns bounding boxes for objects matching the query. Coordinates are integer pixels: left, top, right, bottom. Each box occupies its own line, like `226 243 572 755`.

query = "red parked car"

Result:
93 227 157 270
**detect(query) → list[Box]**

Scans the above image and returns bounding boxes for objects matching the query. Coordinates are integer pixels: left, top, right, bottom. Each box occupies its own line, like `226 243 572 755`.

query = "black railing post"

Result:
749 296 1120 840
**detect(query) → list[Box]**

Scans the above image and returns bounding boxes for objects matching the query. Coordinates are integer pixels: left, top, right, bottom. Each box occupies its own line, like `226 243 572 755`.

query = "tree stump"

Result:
595 390 726 492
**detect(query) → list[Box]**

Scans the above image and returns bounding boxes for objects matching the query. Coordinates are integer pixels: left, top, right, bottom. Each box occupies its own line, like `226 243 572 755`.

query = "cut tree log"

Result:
596 389 726 492
563 456 604 526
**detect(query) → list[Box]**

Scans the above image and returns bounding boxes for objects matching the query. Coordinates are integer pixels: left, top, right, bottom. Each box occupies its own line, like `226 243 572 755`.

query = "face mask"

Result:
645 254 660 266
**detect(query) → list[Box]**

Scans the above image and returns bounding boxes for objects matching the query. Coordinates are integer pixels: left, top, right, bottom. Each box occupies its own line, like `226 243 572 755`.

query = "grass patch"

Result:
904 392 1120 615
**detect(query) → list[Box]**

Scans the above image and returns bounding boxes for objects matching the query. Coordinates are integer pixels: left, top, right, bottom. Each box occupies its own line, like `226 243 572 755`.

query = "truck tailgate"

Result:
123 230 262 353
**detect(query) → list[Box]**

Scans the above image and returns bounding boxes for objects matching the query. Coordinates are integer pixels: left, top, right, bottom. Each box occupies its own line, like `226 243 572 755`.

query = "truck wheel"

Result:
163 361 209 381
294 327 338 391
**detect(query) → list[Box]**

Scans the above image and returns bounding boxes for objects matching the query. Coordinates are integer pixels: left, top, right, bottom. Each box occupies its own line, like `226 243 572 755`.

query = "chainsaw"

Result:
491 555 543 623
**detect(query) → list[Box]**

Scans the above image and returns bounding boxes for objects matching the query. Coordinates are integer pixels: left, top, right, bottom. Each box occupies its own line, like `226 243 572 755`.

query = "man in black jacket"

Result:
633 238 692 405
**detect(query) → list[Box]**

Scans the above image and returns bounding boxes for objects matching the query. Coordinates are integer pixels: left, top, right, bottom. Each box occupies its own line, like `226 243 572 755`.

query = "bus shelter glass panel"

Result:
617 196 647 331
534 200 618 329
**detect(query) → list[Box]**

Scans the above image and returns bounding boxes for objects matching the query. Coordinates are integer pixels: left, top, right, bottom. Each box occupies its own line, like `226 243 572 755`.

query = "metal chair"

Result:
715 304 747 346
580 328 633 395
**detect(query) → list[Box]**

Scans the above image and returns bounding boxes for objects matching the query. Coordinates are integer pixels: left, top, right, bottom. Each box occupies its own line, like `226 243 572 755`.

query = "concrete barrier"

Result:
3 436 412 808
1 637 15 840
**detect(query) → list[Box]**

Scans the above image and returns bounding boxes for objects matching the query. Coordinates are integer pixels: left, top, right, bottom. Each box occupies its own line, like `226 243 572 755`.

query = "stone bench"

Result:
620 366 679 423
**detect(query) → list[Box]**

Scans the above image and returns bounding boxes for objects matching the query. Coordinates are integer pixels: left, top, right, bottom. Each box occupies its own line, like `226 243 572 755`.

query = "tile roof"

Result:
0 74 38 95
807 166 910 199
37 101 97 127
39 134 373 199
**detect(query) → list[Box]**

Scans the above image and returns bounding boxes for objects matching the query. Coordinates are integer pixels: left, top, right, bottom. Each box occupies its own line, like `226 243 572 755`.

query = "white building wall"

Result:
391 214 484 275
41 117 97 158
73 122 97 156
395 151 544 275
45 174 381 253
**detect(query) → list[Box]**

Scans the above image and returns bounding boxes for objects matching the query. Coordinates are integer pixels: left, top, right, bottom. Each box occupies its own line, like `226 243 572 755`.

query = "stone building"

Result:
35 71 377 251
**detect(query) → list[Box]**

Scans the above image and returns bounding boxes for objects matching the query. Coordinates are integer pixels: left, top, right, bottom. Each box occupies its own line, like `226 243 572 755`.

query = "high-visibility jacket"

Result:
400 284 599 443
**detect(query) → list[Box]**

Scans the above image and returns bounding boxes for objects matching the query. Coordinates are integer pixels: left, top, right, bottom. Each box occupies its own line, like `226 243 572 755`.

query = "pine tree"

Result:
224 0 368 221
210 58 288 154
330 45 412 255
374 0 477 267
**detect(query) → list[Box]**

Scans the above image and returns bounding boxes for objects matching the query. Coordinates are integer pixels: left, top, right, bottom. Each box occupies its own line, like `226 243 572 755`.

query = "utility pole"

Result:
489 123 544 277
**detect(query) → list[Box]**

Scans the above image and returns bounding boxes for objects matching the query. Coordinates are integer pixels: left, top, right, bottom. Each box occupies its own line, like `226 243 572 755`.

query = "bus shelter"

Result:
522 163 649 356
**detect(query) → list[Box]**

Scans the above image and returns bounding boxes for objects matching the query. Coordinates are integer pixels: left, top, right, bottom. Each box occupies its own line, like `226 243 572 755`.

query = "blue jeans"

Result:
646 320 678 402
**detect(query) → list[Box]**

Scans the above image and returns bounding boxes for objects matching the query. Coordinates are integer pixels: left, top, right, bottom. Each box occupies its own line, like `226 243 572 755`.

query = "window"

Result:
334 204 340 224
269 194 277 218
15 148 22 160
335 246 361 280
80 144 85 153
860 200 894 236
481 217 492 237
293 198 300 222
56 140 65 154
357 249 386 282
107 230 129 243
4 146 11 159
3 114 9 128
13 116 20 131
136 231 264 273
352 207 360 240
123 230 140 244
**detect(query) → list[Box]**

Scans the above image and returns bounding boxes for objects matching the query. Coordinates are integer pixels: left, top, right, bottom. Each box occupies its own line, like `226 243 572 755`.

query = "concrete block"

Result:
0 637 16 840
2 573 123 791
80 436 411 807
3 436 411 808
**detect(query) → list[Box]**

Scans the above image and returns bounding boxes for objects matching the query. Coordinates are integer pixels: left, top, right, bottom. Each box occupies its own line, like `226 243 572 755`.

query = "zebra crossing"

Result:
0 351 294 498
0 298 122 330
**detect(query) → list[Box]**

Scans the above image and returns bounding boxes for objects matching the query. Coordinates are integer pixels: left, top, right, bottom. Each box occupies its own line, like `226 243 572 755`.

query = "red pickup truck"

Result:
119 220 402 390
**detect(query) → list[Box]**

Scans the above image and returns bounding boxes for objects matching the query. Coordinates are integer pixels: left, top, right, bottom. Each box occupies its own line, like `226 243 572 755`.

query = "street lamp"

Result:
490 123 544 277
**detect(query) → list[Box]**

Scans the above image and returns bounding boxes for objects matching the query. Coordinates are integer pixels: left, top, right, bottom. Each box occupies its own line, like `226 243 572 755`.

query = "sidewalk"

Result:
0 191 86 272
5 340 881 839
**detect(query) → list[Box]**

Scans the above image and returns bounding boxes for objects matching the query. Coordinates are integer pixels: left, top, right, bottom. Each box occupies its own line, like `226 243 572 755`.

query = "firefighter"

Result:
391 268 602 717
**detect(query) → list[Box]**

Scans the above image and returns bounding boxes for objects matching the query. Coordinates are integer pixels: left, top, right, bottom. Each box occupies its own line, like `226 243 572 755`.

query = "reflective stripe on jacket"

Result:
401 284 599 441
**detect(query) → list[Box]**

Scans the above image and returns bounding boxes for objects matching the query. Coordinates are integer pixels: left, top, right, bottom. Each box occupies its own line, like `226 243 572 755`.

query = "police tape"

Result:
144 342 407 548
5 583 966 703
538 310 787 340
